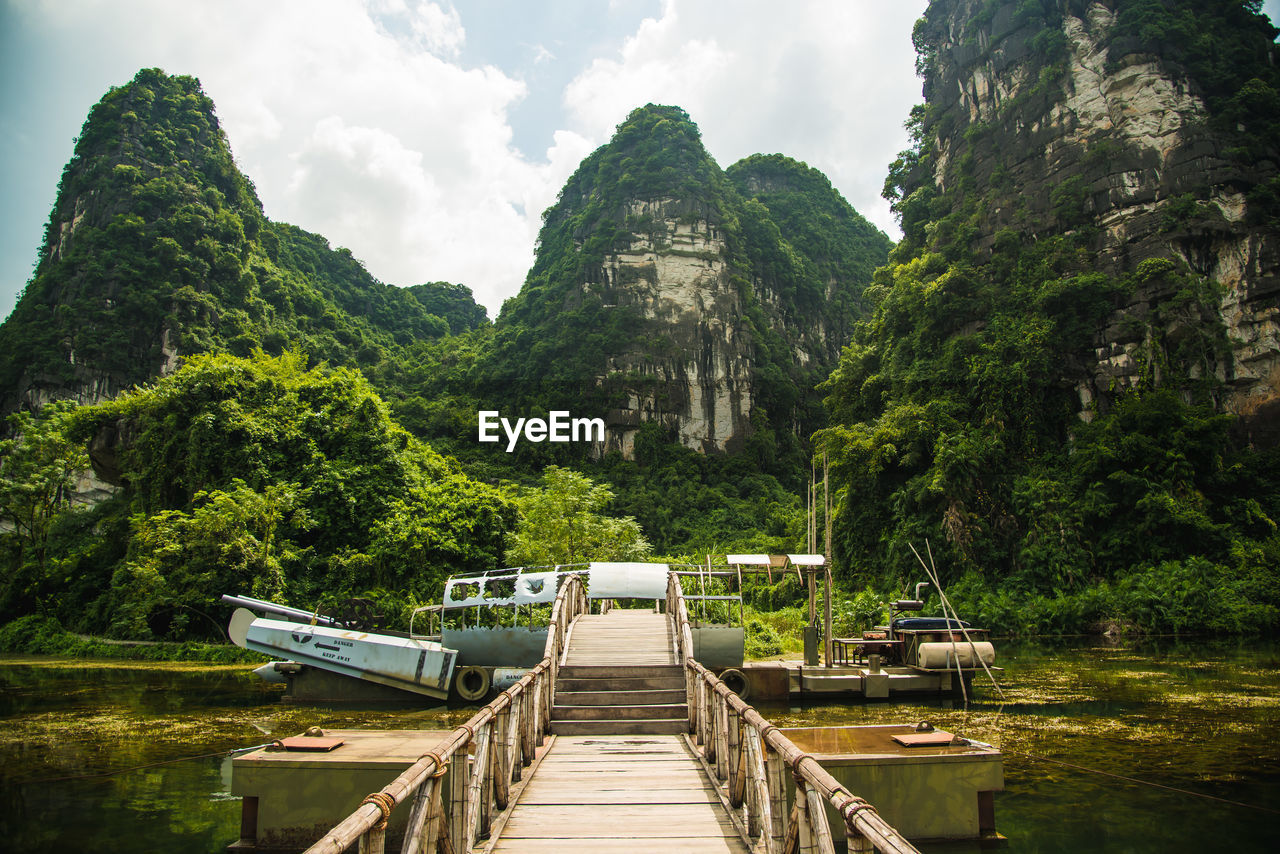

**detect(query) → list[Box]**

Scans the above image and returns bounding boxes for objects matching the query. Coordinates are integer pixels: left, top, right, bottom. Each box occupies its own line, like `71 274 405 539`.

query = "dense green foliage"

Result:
379 107 887 560
0 69 482 406
0 351 514 640
505 466 650 565
480 107 886 468
726 154 893 336
820 0 1280 635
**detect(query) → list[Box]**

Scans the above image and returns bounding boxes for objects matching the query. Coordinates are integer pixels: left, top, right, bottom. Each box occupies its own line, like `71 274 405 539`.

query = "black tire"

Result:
719 668 750 701
455 665 491 701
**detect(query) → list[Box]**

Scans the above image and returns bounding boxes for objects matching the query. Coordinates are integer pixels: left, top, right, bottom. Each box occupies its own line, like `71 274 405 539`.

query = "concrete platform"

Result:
780 724 1003 843
229 728 455 851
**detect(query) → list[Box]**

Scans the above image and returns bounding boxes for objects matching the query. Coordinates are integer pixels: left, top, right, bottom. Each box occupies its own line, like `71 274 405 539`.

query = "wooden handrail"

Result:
301 574 588 854
666 571 922 854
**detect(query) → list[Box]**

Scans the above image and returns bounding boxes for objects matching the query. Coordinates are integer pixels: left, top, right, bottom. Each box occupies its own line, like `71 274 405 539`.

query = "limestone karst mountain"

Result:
894 0 1280 415
820 0 1280 613
0 68 483 415
483 105 891 459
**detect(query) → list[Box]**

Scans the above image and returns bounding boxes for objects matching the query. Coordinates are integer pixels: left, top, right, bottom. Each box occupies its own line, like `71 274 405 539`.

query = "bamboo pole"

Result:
745 727 772 849
766 744 787 848
728 703 745 808
805 783 837 854
358 825 384 854
447 749 468 854
399 775 437 854
493 701 510 810
464 722 491 848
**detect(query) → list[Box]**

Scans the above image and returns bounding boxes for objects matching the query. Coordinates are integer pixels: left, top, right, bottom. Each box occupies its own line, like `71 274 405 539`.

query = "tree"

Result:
505 466 651 566
0 401 91 611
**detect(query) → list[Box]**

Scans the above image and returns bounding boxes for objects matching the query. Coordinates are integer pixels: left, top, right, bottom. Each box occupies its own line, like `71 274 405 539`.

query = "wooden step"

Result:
551 718 690 736
555 675 685 692
558 664 683 679
553 689 686 706
553 703 688 721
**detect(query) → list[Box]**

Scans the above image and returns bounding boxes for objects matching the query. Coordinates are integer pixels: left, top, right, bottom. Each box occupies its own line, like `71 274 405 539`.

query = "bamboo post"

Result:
358 826 384 854
745 727 772 847
521 681 535 765
400 775 438 854
480 720 496 838
714 692 728 781
465 722 491 847
447 749 468 854
766 744 788 848
783 799 801 854
728 703 745 808
796 779 817 854
493 701 510 810
696 676 708 747
805 783 837 854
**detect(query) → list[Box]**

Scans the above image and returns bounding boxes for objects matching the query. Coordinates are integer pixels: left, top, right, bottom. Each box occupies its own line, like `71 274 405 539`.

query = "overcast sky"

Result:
2 1 1277 321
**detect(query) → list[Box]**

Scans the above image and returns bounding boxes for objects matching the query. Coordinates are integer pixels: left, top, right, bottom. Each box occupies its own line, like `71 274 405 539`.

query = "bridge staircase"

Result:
552 609 688 735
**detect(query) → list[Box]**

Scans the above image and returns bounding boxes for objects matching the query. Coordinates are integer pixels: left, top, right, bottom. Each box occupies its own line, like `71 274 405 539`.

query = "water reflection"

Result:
0 638 1276 852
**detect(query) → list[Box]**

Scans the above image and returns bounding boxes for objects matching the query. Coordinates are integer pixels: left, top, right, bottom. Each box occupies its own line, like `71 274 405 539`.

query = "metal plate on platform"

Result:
278 736 346 752
892 730 956 747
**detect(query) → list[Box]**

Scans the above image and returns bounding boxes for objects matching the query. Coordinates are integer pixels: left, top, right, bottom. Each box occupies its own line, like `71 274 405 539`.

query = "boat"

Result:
225 595 458 700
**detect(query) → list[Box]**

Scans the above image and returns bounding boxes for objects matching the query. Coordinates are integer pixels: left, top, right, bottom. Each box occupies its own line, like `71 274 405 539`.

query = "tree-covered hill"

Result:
819 0 1280 634
0 68 485 414
726 153 893 353
1 350 513 640
475 105 889 475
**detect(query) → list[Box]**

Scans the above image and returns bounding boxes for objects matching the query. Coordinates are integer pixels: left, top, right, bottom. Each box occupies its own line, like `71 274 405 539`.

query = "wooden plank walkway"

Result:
563 609 677 665
488 610 746 851
490 734 748 853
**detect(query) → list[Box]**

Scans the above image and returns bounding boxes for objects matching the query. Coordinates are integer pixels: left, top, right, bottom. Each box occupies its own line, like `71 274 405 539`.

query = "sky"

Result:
1 1 1277 321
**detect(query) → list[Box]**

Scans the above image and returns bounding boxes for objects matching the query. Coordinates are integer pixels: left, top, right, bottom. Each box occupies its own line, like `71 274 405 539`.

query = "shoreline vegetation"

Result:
0 614 266 663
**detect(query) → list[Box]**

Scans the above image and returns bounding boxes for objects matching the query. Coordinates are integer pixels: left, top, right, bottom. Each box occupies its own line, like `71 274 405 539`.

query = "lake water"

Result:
1 638 1276 852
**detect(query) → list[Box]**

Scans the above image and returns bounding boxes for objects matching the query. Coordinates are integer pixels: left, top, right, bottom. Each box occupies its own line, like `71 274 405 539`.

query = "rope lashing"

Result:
790 752 816 783
833 791 878 824
418 750 451 779
360 792 396 830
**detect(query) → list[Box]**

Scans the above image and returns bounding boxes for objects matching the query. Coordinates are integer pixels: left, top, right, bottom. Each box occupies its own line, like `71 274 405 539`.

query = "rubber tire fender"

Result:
719 667 750 701
454 665 492 702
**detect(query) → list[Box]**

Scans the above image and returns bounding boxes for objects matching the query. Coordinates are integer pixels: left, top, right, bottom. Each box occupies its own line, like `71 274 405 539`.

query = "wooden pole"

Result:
728 701 745 808
447 749 468 854
494 701 511 810
766 744 787 849
823 453 833 669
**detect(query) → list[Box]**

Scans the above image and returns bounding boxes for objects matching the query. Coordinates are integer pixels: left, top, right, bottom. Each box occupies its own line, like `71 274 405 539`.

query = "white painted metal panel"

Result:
787 554 827 566
236 613 457 698
587 562 670 599
443 569 560 609
726 554 772 565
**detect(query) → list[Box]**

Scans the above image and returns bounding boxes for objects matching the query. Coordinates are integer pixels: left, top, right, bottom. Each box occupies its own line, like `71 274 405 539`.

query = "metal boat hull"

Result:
230 608 457 699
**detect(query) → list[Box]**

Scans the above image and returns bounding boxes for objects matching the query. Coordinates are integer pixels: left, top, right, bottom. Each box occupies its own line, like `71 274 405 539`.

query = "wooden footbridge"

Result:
303 574 920 854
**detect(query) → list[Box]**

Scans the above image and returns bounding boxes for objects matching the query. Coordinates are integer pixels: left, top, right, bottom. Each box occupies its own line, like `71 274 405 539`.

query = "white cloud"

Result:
562 0 928 240
4 0 929 320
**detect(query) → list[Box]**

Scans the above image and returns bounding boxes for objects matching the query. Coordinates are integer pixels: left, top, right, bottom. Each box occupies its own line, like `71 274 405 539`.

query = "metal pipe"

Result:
219 594 343 627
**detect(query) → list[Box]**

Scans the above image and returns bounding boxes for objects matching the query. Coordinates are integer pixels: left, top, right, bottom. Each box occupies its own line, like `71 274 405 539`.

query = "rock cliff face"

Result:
593 198 752 455
911 0 1280 414
490 107 890 458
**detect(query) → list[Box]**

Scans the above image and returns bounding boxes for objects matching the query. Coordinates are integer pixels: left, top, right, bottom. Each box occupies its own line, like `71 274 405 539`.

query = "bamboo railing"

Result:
301 574 588 854
666 572 922 854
